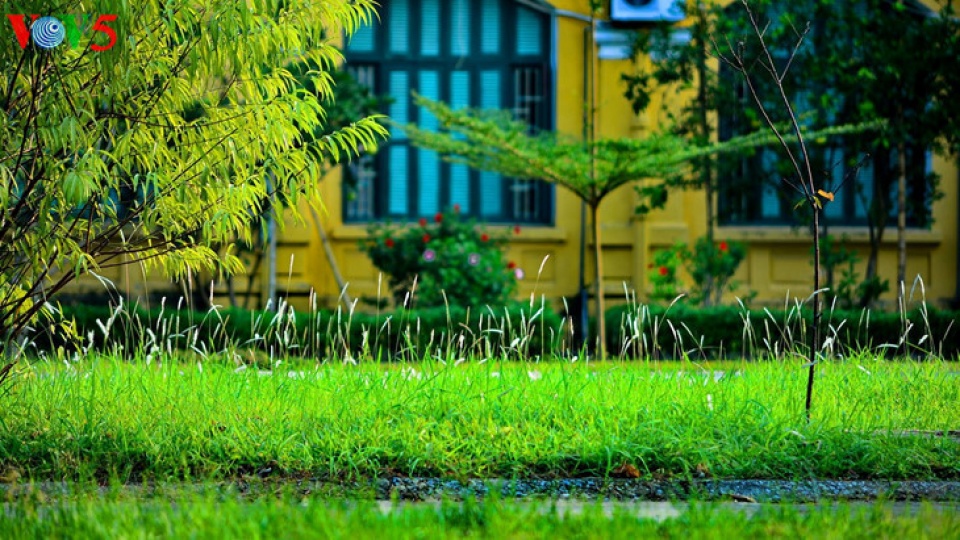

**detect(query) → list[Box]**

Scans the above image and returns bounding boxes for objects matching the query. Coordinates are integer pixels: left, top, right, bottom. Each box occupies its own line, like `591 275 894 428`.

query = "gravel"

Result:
3 477 960 504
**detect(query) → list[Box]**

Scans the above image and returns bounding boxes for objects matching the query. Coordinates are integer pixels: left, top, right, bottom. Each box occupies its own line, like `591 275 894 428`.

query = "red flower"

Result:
385 238 395 248
419 218 428 227
422 233 431 243
513 225 521 235
507 261 516 269
659 266 668 276
480 233 490 242
719 241 729 252
434 212 443 223
453 204 461 213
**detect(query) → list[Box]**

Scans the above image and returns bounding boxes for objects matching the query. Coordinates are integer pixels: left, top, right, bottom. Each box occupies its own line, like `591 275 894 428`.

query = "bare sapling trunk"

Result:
720 0 823 419
807 208 822 417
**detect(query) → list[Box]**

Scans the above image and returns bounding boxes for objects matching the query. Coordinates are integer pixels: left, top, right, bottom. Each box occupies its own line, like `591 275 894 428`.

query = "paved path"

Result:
373 499 960 521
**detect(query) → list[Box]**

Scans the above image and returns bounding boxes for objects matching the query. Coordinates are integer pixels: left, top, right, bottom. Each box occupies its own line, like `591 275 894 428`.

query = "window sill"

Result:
332 225 569 244
717 226 943 245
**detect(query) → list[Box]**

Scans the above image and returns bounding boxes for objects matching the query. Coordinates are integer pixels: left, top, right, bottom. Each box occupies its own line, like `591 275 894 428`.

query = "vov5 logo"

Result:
6 14 118 51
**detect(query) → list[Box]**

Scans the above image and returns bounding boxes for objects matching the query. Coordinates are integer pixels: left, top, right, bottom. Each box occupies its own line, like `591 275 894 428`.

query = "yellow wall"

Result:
64 0 960 312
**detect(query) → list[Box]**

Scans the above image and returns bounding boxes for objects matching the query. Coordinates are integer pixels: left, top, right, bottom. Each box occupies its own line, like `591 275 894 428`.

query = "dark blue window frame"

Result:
343 0 555 225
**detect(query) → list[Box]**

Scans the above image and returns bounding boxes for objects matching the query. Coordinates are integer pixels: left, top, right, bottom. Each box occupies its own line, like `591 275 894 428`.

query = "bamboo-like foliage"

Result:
404 94 874 359
0 0 388 354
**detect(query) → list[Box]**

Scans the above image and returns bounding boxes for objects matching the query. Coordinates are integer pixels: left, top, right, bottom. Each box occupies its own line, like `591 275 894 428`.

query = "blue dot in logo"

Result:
31 16 66 49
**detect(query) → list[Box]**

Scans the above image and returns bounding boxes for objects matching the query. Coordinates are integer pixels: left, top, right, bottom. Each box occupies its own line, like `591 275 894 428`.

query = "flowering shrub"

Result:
648 247 683 303
360 207 520 308
648 237 748 306
679 237 748 306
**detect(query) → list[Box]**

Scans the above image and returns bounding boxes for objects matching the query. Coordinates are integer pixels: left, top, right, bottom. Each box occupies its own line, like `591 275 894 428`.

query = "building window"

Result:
716 3 933 228
343 0 554 224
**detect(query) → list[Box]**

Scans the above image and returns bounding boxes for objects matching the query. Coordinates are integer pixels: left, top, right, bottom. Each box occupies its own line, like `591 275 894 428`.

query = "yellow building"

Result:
69 0 960 313
284 0 958 312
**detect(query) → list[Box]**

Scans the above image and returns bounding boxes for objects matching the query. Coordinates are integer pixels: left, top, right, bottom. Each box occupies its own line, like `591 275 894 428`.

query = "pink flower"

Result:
515 268 525 280
468 253 480 266
423 249 436 262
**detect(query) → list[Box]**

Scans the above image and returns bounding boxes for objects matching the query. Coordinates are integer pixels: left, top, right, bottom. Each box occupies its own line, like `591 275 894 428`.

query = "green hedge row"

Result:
604 302 960 360
28 300 958 360
33 301 569 361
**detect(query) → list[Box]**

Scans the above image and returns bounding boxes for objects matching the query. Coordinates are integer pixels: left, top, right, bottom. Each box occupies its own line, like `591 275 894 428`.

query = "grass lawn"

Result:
1 357 958 483
1 492 958 539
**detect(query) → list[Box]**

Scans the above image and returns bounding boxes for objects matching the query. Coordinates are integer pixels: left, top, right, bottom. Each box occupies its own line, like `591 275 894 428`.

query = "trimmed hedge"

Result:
32 301 569 361
604 302 960 360
27 300 957 360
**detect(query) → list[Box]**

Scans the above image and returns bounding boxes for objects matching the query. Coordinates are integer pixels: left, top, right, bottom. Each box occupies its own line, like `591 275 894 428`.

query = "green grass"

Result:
2 357 958 483
1 492 958 539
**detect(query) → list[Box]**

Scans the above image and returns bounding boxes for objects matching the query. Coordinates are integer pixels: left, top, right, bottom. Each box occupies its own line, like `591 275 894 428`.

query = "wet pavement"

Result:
374 499 960 520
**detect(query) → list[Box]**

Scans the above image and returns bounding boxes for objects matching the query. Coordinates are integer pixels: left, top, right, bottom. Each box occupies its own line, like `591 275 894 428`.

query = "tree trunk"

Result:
267 211 277 311
860 151 890 309
309 206 353 307
896 139 907 308
590 203 607 360
696 2 716 307
226 275 238 309
266 175 278 311
243 248 264 311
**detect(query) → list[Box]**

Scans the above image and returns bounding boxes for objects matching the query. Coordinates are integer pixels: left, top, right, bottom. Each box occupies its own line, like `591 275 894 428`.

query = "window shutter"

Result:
451 0 471 56
516 7 541 56
388 72 409 139
421 0 440 56
346 23 375 53
389 147 409 215
760 151 780 219
479 70 502 217
481 0 500 55
450 71 471 211
388 71 410 215
390 0 409 54
479 70 501 108
418 71 441 215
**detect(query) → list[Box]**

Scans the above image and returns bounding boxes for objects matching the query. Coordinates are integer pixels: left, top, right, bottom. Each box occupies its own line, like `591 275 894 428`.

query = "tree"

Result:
715 0 885 417
403 98 681 359
816 0 960 307
710 0 960 308
224 65 393 311
622 1 745 306
403 95 858 359
0 1 388 376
